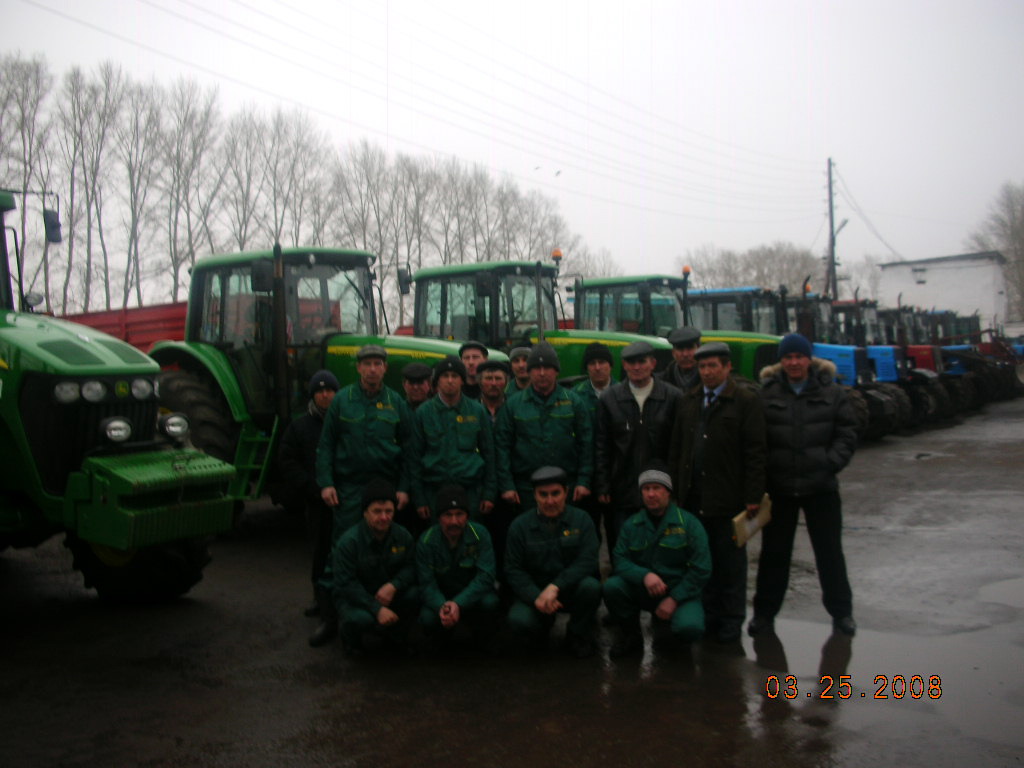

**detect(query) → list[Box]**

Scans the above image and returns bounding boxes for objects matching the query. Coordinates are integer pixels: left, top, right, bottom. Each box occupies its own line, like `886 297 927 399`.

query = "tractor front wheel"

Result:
64 534 211 602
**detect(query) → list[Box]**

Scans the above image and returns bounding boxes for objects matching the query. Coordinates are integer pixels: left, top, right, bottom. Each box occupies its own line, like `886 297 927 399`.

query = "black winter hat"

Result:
308 369 340 398
435 484 470 514
433 355 467 384
526 342 560 371
361 477 398 510
582 342 613 367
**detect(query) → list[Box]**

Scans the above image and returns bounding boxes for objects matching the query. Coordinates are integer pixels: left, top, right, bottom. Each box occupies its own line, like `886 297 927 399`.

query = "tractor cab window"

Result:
715 300 743 332
287 261 372 344
419 276 490 344
197 267 272 348
498 273 557 347
750 297 776 335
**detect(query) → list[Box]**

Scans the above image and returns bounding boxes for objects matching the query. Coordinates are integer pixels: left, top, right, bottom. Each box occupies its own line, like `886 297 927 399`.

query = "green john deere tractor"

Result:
0 190 235 601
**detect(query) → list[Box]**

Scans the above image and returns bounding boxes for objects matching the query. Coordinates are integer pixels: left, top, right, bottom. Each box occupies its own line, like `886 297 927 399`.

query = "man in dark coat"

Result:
749 333 859 637
279 369 339 622
668 342 766 643
596 340 683 553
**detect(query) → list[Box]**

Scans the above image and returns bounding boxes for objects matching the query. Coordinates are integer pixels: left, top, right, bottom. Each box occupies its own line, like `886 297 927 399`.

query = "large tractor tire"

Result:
929 379 956 420
158 370 237 462
844 387 871 439
64 534 211 602
940 376 969 415
878 383 914 431
904 383 937 424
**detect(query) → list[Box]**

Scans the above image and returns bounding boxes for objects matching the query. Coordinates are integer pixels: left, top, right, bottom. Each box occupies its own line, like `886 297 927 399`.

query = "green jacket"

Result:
315 383 413 492
504 504 598 603
410 394 495 508
494 386 593 493
415 522 497 611
612 503 711 604
332 521 416 614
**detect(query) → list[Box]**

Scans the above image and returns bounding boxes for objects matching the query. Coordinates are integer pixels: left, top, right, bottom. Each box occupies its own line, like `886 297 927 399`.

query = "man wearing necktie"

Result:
668 342 766 643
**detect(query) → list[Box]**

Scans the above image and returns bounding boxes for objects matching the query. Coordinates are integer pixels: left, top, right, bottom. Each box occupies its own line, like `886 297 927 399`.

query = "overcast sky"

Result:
10 0 1024 278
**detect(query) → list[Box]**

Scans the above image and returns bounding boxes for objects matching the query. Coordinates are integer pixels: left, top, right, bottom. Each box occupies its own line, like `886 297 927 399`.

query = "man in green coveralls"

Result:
504 466 601 659
333 478 420 657
416 484 501 647
604 463 712 658
409 356 495 524
495 342 593 508
317 344 414 536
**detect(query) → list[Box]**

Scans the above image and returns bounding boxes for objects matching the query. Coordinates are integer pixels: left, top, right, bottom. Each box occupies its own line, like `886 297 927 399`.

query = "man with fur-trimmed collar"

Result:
748 333 859 638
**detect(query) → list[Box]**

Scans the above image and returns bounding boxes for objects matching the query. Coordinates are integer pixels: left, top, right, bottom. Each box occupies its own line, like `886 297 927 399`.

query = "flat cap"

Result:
356 344 388 361
530 465 568 487
694 341 731 360
458 340 489 357
526 342 560 371
477 359 509 377
509 346 532 361
667 327 702 347
401 362 432 381
621 340 654 361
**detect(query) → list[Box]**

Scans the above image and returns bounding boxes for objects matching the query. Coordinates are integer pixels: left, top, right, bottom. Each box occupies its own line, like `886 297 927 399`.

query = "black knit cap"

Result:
308 369 340 398
435 484 470 514
432 355 467 384
361 477 397 510
582 342 613 367
526 342 560 371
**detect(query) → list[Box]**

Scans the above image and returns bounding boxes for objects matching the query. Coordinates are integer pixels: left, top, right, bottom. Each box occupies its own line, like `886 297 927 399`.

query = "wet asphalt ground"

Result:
2 398 1023 768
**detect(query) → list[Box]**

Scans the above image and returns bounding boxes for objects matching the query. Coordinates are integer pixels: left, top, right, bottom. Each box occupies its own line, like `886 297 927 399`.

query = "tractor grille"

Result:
19 373 160 495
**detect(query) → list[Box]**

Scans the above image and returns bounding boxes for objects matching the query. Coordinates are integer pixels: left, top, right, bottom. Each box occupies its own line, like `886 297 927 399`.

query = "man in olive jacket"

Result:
317 345 414 537
668 342 766 643
749 333 859 638
495 343 593 508
504 466 601 658
604 465 711 658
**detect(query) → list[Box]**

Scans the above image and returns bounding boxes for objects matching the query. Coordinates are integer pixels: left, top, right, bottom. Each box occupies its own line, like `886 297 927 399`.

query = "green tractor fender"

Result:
149 340 250 423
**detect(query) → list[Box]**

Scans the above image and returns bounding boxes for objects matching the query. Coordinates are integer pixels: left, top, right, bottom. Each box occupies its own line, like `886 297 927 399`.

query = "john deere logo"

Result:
115 381 130 398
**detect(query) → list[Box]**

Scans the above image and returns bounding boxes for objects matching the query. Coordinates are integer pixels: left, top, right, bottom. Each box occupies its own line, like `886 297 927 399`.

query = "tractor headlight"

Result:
54 381 80 404
100 417 133 443
131 378 154 400
158 412 190 439
81 380 108 402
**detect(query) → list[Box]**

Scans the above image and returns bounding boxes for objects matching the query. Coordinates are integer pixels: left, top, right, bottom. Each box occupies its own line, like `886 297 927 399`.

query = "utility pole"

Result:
827 158 838 300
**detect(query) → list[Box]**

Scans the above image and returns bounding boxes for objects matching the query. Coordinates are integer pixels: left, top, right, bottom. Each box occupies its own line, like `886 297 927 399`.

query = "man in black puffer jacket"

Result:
749 334 859 638
279 369 339 638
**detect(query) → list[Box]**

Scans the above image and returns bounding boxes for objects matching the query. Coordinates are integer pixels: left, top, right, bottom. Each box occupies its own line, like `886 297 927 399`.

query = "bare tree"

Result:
74 62 125 311
55 67 87 313
115 78 163 307
162 78 221 301
679 241 822 295
1 53 55 309
966 181 1024 321
221 105 266 250
430 157 469 265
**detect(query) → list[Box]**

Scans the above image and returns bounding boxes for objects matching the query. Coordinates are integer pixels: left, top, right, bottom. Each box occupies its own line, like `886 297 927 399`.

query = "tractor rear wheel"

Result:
64 534 211 602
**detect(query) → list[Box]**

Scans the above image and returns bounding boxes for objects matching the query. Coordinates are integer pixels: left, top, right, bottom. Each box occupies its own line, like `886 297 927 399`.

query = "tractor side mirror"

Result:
251 260 274 292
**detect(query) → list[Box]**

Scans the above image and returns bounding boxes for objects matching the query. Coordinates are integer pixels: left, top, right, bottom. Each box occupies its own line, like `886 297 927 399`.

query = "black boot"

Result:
308 587 337 647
